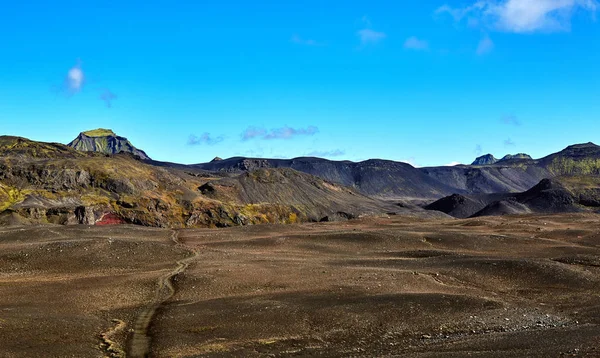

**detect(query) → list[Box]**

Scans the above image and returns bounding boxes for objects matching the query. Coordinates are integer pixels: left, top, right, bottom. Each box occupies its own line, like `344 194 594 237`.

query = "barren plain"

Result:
1 214 599 357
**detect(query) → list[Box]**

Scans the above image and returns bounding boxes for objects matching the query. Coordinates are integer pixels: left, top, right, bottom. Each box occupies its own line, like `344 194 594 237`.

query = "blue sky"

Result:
1 0 599 166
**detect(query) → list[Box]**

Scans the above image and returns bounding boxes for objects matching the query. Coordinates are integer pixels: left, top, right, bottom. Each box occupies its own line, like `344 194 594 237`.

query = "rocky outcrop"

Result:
68 129 150 160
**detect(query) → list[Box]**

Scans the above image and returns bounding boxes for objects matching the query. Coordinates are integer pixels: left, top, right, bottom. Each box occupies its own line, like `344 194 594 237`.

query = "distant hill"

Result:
188 156 550 200
471 153 532 166
539 143 600 175
499 153 533 162
426 176 600 218
68 129 151 160
188 157 460 200
184 143 600 201
472 154 498 166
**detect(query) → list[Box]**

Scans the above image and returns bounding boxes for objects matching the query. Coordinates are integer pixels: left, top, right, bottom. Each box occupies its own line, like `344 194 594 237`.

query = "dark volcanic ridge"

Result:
1 129 600 228
426 177 600 218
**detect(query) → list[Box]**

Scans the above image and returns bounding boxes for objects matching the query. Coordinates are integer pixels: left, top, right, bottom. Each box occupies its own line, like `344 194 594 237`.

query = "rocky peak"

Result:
68 129 150 160
498 153 533 162
471 154 498 166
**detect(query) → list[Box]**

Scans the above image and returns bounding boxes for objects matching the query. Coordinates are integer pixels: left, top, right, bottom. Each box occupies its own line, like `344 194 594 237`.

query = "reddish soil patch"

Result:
96 212 127 225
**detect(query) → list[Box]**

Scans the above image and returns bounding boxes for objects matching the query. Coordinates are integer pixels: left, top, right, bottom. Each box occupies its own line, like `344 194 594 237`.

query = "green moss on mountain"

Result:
82 128 116 137
548 157 600 176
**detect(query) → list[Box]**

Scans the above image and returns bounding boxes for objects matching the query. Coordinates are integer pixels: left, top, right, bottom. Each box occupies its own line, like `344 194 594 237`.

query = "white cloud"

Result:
404 36 430 50
66 61 84 93
476 35 495 55
436 0 598 33
444 161 462 166
357 29 387 46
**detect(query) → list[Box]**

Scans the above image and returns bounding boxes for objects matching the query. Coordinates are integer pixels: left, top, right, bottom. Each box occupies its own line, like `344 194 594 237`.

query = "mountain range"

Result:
0 129 599 227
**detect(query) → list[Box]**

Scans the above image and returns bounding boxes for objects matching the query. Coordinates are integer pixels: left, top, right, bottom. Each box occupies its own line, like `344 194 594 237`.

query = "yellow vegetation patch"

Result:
0 184 27 211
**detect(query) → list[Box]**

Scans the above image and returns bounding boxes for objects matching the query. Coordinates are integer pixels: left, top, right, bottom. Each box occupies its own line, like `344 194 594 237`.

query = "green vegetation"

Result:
549 157 600 176
82 128 116 137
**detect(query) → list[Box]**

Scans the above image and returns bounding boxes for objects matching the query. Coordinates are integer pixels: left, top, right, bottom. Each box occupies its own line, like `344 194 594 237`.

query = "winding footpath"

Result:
128 230 199 358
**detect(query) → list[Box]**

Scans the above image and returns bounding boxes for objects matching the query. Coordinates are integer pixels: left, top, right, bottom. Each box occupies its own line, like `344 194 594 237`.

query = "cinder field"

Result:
1 214 599 357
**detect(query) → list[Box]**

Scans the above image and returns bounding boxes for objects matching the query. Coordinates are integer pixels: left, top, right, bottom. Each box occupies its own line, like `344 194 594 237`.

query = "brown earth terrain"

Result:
0 214 599 357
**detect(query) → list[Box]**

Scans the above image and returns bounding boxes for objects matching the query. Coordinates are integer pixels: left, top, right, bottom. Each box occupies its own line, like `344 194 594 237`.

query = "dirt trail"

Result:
128 230 198 358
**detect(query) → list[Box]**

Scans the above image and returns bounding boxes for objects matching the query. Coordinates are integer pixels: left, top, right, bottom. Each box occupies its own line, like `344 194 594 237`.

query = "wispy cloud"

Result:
404 36 430 51
356 16 386 47
291 34 323 46
241 126 319 141
357 29 387 46
475 144 483 156
476 35 495 55
444 161 462 166
188 133 225 146
360 15 373 27
504 138 516 147
436 0 599 33
99 89 117 108
435 3 487 22
501 114 521 126
306 149 345 158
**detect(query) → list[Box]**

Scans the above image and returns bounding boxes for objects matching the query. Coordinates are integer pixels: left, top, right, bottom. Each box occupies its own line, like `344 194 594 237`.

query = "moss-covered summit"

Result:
82 128 116 137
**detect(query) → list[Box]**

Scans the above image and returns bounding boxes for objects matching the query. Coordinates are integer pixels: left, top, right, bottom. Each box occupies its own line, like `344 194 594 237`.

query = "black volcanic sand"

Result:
1 215 600 357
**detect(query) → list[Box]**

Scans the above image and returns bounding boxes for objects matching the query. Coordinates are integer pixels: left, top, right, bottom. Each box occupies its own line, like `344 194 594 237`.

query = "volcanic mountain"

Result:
68 128 151 160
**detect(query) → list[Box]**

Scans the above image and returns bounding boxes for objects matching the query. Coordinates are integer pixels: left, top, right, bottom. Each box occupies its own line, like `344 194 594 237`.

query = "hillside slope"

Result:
197 168 423 222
